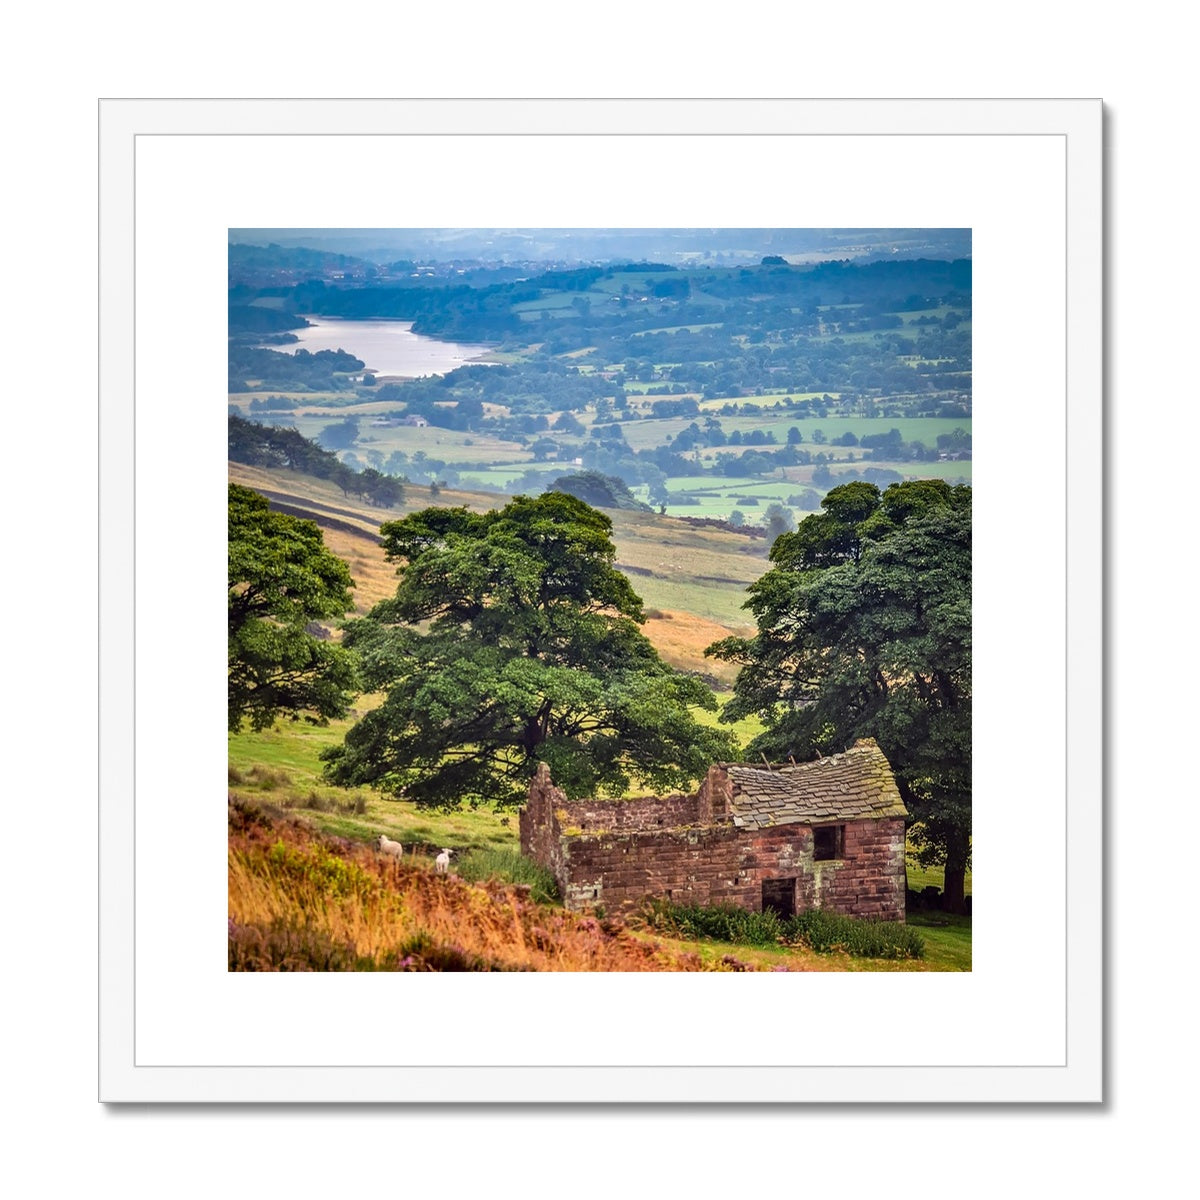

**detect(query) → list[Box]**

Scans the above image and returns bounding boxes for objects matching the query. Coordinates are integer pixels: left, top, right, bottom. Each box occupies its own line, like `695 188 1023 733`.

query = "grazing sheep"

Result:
435 848 451 874
375 834 404 859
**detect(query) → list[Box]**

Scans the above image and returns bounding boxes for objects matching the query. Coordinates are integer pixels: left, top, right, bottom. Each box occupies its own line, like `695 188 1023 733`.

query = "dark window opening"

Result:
762 877 796 917
813 825 845 861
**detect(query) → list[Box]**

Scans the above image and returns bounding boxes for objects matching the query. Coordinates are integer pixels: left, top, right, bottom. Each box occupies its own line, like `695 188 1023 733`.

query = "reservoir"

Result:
268 317 494 378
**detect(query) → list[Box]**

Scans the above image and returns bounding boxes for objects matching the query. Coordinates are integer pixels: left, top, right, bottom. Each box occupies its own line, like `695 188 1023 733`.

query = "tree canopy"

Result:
228 484 360 732
321 491 739 808
708 479 972 911
548 469 650 512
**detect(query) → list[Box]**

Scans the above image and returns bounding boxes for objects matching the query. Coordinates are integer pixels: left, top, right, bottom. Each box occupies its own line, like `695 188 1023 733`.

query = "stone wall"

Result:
552 817 906 919
555 791 701 833
696 763 733 823
520 765 906 921
519 764 703 900
518 763 572 888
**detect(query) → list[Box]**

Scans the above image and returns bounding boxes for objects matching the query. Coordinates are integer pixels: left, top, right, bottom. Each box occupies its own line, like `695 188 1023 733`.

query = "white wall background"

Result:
4 3 1183 1194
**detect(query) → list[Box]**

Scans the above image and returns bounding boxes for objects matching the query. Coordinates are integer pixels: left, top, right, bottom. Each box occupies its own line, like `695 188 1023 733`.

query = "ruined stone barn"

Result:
520 739 909 921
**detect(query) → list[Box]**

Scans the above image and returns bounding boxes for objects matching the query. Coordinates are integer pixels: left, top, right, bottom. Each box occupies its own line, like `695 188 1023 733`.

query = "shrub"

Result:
640 899 925 958
265 839 378 900
391 931 521 972
641 899 784 945
226 796 275 834
455 848 561 905
228 918 381 971
238 764 293 791
786 909 924 959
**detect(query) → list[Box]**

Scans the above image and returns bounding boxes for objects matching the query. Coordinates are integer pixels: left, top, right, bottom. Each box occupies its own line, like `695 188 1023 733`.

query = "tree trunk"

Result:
941 829 970 915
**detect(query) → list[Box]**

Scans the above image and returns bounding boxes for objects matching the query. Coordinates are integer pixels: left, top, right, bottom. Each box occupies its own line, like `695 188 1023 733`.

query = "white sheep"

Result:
375 834 404 859
435 848 451 874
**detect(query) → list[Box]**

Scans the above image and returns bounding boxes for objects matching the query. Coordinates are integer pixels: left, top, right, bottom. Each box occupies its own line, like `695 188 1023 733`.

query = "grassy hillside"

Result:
228 799 736 971
227 461 765 672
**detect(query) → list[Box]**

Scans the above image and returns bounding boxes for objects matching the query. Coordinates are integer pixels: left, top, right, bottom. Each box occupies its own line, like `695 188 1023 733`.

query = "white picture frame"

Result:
98 98 1103 1103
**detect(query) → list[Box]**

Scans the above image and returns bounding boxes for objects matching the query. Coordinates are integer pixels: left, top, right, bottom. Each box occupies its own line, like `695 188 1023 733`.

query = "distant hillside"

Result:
229 241 377 280
229 228 972 267
227 462 764 681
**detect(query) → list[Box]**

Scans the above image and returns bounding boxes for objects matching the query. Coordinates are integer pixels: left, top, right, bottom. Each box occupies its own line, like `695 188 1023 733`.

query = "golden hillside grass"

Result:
228 801 788 972
641 609 750 684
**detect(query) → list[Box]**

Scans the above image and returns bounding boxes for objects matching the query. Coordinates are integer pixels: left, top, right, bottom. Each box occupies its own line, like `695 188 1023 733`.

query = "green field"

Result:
229 715 520 856
230 391 970 525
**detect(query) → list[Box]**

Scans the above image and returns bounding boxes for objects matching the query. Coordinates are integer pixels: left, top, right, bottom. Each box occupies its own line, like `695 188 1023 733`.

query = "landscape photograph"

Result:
226 227 973 973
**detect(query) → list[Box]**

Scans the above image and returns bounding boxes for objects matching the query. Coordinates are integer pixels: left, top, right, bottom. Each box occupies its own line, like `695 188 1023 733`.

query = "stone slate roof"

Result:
724 739 908 829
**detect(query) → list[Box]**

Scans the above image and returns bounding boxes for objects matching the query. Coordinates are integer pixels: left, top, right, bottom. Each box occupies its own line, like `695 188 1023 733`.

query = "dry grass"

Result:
228 465 495 615
228 800 786 972
227 463 763 644
641 608 751 684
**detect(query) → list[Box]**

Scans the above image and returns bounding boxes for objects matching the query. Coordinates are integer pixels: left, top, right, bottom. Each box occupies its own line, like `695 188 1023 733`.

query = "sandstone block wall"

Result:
521 762 906 921
553 817 906 919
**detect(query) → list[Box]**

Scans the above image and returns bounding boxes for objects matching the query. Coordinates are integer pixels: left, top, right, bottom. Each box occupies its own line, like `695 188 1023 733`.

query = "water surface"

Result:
270 317 493 378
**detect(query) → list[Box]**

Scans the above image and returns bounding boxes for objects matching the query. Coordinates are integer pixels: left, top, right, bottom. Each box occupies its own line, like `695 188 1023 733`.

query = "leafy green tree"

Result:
322 492 739 808
549 469 648 511
556 412 587 438
357 468 405 509
317 417 360 452
763 502 796 546
228 485 360 732
708 481 972 912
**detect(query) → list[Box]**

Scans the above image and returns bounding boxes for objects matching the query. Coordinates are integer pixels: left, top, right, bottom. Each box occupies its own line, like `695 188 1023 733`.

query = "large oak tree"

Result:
321 492 739 808
708 480 972 912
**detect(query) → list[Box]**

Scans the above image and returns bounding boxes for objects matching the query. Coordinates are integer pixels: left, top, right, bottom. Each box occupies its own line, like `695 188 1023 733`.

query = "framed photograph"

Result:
99 98 1102 1103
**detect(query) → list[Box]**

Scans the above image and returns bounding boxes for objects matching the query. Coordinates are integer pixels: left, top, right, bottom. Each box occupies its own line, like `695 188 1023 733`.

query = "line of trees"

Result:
229 415 405 508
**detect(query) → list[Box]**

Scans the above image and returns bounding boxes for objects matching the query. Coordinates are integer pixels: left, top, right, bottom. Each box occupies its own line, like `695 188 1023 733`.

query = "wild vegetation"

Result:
640 898 927 960
229 799 966 971
228 799 803 972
